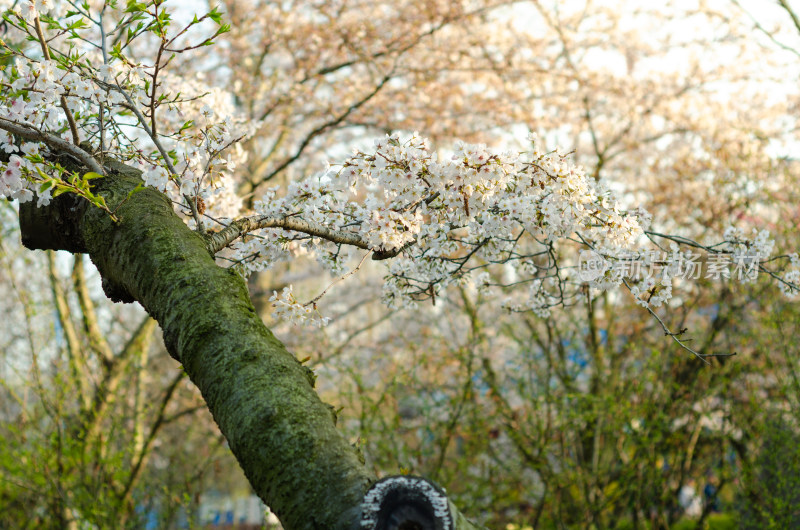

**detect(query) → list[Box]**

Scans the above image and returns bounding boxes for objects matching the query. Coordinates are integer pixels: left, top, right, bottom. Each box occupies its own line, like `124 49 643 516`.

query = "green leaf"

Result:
83 172 104 180
208 6 223 24
125 0 146 13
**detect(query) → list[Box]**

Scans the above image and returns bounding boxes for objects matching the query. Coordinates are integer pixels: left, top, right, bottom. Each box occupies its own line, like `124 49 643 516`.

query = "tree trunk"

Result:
18 161 484 530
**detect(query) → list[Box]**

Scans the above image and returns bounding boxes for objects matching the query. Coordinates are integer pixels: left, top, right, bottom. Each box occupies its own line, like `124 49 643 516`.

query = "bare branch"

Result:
621 278 736 363
47 250 90 410
254 74 392 186
72 254 115 368
113 85 178 177
777 0 800 37
206 214 373 254
731 0 800 58
306 250 372 307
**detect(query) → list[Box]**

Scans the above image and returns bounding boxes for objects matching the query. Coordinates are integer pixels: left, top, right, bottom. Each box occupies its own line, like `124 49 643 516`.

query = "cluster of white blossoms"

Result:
10 0 56 23
579 226 794 309
0 1 798 328
0 51 252 211
722 227 800 299
232 132 651 320
722 226 775 264
243 131 798 323
131 71 257 221
268 286 331 328
0 1 252 222
783 254 800 298
0 56 97 204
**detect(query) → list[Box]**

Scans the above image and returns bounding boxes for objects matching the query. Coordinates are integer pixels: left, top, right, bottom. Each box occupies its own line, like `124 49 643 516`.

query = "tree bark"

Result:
18 161 484 530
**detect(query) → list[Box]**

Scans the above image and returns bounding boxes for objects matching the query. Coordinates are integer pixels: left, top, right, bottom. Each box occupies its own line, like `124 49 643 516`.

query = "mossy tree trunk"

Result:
18 162 484 530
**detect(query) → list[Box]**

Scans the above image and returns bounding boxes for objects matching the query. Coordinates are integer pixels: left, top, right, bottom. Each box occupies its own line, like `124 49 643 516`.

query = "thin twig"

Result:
621 278 735 363
306 250 373 307
114 82 204 228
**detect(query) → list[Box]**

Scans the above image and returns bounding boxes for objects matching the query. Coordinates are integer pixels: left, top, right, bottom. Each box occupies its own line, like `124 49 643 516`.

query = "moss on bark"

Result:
19 162 486 530
22 168 372 529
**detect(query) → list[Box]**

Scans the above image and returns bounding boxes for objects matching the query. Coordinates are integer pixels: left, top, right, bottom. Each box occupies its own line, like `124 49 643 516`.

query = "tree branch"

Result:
77 315 157 445
47 250 91 410
0 117 103 174
778 0 800 38
205 214 373 254
118 370 184 505
72 254 115 368
16 157 486 529
253 74 392 187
